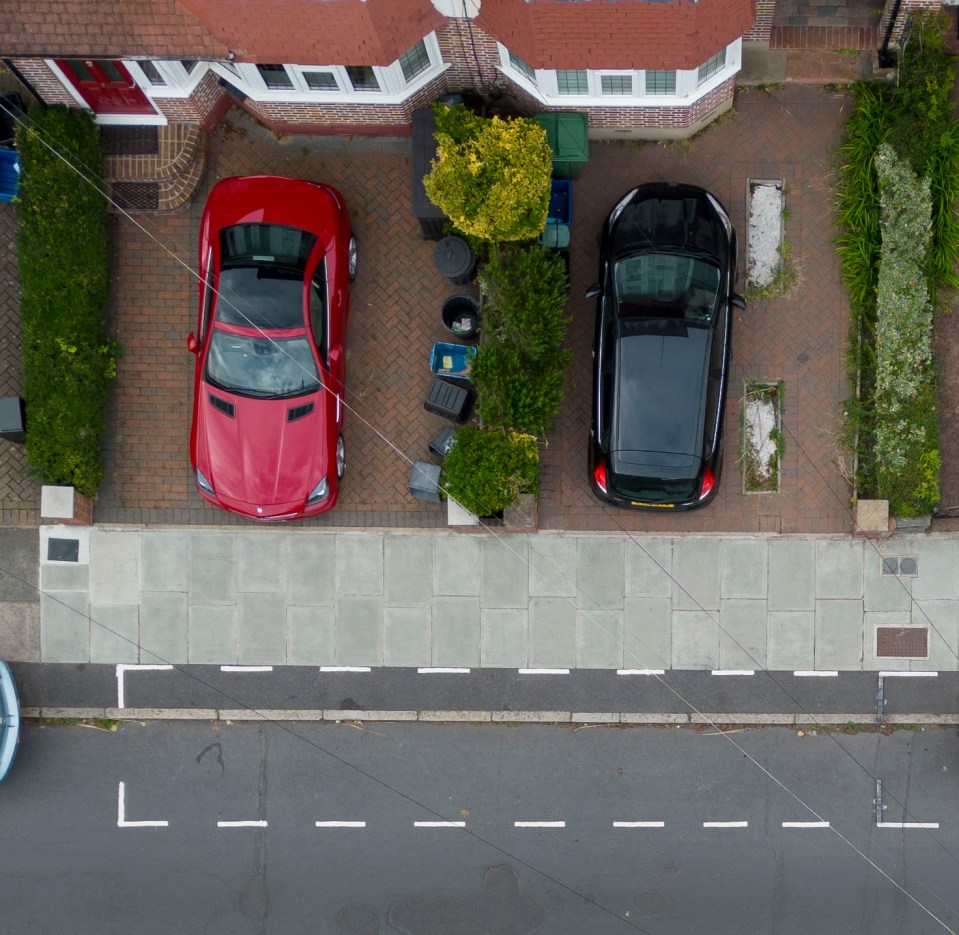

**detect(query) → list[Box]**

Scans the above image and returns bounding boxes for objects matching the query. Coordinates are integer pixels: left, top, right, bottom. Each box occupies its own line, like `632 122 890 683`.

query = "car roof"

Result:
611 320 709 475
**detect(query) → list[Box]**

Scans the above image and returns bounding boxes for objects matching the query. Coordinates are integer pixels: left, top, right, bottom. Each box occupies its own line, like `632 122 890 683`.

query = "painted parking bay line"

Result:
315 821 366 828
783 821 830 829
514 821 566 828
116 664 174 709
117 782 168 828
414 821 467 828
613 821 665 828
877 821 940 829
217 820 268 828
703 821 749 828
220 665 273 673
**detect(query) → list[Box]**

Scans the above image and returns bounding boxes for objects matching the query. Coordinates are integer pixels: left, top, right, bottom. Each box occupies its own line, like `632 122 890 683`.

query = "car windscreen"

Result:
614 252 720 323
205 330 321 399
216 223 317 329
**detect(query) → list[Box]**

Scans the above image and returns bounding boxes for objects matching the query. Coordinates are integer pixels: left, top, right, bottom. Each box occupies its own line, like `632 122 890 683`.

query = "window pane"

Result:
65 60 94 82
346 66 381 91
697 49 727 85
304 70 338 91
257 64 294 90
601 74 632 95
645 70 676 94
181 60 198 74
138 61 166 86
508 52 536 83
557 69 588 94
399 39 431 83
99 61 124 82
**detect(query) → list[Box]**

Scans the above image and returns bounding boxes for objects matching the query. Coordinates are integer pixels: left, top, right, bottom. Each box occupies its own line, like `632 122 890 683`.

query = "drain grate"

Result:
881 556 918 576
113 181 159 210
101 126 159 155
876 626 928 658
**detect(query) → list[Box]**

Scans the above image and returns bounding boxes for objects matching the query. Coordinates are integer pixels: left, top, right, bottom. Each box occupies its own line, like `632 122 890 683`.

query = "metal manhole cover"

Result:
47 537 79 562
876 626 928 658
113 182 159 210
101 126 159 155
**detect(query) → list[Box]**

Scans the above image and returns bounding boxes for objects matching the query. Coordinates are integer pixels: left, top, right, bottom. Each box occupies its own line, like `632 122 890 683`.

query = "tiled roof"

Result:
477 0 756 71
0 0 228 58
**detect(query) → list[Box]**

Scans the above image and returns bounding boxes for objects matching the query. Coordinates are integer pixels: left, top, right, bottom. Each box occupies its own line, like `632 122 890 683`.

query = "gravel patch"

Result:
747 181 784 288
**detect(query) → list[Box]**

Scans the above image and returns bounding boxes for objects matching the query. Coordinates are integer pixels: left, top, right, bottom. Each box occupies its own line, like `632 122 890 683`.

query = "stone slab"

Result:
40 564 89 591
528 597 576 668
139 591 188 665
89 603 139 664
912 540 959 601
140 531 189 592
431 596 479 667
718 598 767 669
384 534 433 606
188 604 236 665
383 605 431 667
624 597 671 671
286 535 335 605
721 539 768 599
766 610 815 670
90 529 139 604
237 592 287 664
577 537 625 609
0 528 38 602
0 601 40 662
863 562 912 612
768 539 815 611
529 536 577 597
914 601 959 670
481 608 528 667
40 591 89 662
433 534 481 596
671 609 719 669
578 608 622 668
671 538 721 611
335 596 383 665
334 533 383 596
815 539 864 599
237 533 287 593
189 533 236 605
480 535 529 608
287 605 334 665
625 537 673 598
814 599 864 669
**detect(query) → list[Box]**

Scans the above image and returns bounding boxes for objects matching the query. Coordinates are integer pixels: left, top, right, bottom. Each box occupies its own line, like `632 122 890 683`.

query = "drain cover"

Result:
47 537 79 562
113 181 160 210
876 626 928 658
101 126 159 155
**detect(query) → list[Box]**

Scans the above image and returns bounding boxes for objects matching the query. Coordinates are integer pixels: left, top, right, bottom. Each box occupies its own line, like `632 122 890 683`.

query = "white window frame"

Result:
497 39 741 107
209 33 448 105
125 60 210 99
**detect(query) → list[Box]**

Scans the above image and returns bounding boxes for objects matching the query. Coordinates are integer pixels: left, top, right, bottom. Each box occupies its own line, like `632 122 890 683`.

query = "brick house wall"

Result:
745 0 776 42
878 0 942 49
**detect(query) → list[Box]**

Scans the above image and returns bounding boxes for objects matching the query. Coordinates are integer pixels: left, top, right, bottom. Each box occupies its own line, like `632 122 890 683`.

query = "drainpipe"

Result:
877 0 904 69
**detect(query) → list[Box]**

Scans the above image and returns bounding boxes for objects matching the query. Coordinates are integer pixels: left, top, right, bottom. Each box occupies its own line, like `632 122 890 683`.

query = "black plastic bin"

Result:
424 377 474 423
0 396 26 444
441 295 480 339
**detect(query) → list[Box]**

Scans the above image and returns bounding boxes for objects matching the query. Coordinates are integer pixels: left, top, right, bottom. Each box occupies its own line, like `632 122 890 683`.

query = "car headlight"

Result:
307 476 329 504
195 467 214 495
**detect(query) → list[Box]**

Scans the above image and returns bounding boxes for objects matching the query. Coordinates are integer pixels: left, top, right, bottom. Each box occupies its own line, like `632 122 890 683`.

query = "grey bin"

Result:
0 397 26 444
409 461 442 502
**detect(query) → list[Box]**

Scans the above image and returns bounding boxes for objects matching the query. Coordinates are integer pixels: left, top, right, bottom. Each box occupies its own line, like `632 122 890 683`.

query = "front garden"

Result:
836 10 959 517
424 103 571 519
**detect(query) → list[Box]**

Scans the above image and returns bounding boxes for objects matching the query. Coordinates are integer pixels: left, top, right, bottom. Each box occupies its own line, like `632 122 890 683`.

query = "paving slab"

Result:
287 605 334 664
189 533 236 605
863 564 912 612
89 603 139 664
431 596 479 666
480 535 529 608
90 529 139 604
40 591 89 662
625 537 673 598
237 592 287 664
721 539 768 599
0 528 38 602
433 534 481 596
335 595 383 665
188 604 236 664
40 564 89 591
913 601 959 671
140 530 189 591
286 535 334 604
480 608 528 667
237 533 287 593
912 539 959 601
766 610 815 670
671 610 719 669
529 536 577 597
815 539 864 599
768 539 815 611
528 597 576 668
334 533 383 596
672 538 721 611
576 537 625 609
384 534 433 606
139 591 188 664
814 599 864 670
384 606 431 667
577 607 622 668
0 601 39 662
624 597 671 670
718 598 767 669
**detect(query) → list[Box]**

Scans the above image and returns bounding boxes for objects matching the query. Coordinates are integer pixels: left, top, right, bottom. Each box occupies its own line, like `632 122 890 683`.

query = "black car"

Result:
587 183 745 511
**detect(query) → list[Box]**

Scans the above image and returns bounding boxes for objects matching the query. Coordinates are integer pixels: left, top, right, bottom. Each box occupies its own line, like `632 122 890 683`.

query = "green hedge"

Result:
440 427 538 517
836 10 959 514
17 105 116 496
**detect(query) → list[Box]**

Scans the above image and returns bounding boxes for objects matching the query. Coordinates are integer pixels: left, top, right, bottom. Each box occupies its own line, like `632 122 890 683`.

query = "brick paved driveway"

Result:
98 84 852 532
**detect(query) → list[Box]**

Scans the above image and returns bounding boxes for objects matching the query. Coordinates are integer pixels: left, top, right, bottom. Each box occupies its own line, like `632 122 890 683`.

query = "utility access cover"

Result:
876 626 928 659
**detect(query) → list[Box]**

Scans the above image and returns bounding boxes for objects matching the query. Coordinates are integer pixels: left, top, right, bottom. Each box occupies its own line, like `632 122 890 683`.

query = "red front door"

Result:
56 59 155 116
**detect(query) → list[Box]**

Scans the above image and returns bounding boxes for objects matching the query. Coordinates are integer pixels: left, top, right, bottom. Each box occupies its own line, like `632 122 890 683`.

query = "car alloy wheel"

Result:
348 236 358 282
336 434 346 479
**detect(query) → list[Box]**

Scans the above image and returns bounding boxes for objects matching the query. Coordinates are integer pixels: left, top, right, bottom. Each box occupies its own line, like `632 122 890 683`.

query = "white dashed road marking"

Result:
879 671 938 678
877 822 940 829
414 821 466 828
417 668 471 674
783 821 830 828
514 821 566 828
613 821 665 828
711 670 754 676
116 782 168 828
217 820 268 828
793 671 838 677
315 821 366 828
319 666 371 673
518 669 570 675
617 669 666 676
703 821 748 828
220 665 273 673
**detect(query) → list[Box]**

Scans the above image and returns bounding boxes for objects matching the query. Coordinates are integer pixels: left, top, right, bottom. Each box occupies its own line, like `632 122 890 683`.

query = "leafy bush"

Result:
872 144 939 515
17 105 116 496
473 245 571 435
424 104 552 242
440 427 539 517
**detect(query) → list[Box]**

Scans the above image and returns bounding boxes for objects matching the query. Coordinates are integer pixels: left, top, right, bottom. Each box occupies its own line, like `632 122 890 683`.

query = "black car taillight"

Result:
594 459 608 494
698 466 715 500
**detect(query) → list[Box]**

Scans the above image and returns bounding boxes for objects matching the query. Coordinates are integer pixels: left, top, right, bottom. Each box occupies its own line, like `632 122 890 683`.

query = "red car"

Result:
188 175 356 520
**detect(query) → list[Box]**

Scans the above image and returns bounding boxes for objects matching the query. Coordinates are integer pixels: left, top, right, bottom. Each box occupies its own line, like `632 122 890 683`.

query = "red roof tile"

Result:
477 0 756 71
0 0 228 58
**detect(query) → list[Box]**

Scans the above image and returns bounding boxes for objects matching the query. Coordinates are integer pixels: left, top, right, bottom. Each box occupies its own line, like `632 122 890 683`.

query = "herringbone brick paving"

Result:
93 89 854 532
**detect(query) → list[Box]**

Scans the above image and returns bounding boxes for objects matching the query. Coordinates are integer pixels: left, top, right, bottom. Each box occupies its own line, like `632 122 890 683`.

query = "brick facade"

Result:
745 0 776 42
878 0 941 49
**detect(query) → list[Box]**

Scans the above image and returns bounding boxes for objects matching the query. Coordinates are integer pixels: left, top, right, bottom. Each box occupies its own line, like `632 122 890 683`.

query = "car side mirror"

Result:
585 283 602 300
730 293 747 311
186 333 198 354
